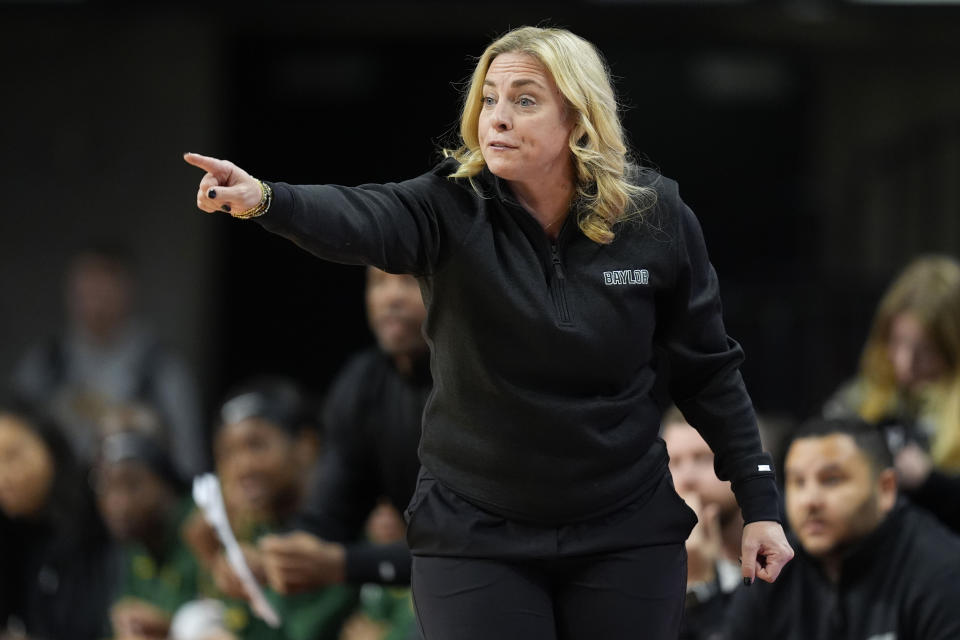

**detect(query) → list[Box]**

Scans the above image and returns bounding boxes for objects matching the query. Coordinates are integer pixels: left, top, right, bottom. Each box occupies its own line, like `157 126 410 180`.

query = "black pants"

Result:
405 463 696 640
412 544 687 640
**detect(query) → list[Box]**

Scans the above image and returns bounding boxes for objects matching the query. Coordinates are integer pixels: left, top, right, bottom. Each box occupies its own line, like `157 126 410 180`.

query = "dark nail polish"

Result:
221 204 231 213
208 189 217 199
743 577 752 586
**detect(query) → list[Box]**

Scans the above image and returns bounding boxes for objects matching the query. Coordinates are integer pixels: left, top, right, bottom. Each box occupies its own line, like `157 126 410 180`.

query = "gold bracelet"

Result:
232 180 273 219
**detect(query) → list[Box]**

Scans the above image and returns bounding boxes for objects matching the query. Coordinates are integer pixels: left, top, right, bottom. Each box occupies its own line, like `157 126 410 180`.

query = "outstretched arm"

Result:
183 152 471 274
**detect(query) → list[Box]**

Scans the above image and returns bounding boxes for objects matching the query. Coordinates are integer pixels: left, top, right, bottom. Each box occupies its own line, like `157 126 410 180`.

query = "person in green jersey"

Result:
94 429 199 640
186 377 358 640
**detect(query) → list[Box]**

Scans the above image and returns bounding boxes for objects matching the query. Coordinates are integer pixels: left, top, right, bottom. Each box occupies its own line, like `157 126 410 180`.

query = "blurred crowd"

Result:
2 246 959 640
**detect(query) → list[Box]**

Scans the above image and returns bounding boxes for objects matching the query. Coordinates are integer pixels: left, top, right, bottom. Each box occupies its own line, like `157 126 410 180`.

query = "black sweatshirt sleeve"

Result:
256 161 475 275
655 188 780 524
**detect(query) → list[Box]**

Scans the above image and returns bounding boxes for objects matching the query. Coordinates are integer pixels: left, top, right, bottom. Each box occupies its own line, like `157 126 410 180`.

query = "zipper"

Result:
550 243 572 325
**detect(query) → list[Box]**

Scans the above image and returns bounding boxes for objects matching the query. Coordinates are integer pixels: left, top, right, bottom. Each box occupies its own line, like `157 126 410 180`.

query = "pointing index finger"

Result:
183 152 229 176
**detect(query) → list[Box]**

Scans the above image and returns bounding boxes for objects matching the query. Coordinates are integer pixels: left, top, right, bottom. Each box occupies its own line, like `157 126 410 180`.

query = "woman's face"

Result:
477 52 574 189
0 415 55 518
887 312 948 389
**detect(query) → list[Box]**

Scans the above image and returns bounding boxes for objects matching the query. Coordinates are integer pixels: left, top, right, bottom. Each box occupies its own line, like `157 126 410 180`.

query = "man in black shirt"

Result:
260 267 429 591
725 417 960 640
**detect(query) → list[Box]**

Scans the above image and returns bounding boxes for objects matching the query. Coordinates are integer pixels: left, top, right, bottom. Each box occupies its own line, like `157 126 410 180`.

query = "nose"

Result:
492 100 512 131
378 280 409 312
107 489 135 518
225 449 260 481
674 471 696 494
669 461 696 494
795 483 824 514
891 344 918 386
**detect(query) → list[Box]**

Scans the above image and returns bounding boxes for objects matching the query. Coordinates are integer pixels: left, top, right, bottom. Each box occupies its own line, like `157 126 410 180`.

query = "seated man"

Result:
259 267 429 593
11 244 205 479
725 416 960 640
662 407 744 640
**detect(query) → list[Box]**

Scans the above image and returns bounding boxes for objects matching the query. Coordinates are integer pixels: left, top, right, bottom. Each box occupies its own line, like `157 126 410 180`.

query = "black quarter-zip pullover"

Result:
259 158 779 526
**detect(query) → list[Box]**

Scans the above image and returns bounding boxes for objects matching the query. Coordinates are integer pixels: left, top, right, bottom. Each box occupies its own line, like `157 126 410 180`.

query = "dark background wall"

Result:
2 1 959 430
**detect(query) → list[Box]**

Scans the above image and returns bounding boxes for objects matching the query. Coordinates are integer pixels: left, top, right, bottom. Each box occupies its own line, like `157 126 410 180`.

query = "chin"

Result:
798 538 837 558
482 157 514 181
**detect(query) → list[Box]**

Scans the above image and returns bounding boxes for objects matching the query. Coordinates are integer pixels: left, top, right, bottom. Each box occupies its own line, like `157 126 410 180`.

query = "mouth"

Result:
800 519 829 535
488 141 517 150
376 315 414 330
236 476 270 505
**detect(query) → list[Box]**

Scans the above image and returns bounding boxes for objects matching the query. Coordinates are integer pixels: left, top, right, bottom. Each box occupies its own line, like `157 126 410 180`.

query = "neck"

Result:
392 346 427 377
77 320 127 348
510 173 575 239
142 522 168 559
820 554 842 583
142 499 177 559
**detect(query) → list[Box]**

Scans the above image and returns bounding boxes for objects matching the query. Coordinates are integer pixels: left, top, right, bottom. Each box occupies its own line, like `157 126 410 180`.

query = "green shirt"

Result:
113 498 200 615
202 517 359 640
358 584 417 640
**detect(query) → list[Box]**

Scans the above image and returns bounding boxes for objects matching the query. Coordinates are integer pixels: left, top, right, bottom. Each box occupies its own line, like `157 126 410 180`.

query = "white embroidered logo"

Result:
758 464 771 472
603 269 649 286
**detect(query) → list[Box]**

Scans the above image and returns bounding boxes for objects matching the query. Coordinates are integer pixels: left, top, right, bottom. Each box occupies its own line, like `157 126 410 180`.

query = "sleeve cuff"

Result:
732 474 782 524
256 181 293 229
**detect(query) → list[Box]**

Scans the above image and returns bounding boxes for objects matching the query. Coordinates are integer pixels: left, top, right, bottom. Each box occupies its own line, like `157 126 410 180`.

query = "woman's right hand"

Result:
184 152 263 215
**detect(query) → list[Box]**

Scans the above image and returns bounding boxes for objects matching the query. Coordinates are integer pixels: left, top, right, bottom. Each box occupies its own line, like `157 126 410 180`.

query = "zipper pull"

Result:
551 245 565 279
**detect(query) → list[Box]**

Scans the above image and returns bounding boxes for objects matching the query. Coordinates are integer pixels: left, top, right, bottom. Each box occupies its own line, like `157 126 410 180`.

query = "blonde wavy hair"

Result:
444 26 656 245
858 255 960 470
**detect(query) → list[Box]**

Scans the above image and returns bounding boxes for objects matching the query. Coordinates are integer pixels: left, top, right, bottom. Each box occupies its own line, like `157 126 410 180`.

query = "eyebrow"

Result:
785 463 847 476
483 78 546 90
818 464 847 474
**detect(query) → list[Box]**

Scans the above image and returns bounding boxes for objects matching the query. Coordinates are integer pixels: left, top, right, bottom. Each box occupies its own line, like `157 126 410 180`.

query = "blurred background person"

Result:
725 416 960 639
93 429 199 640
825 254 960 531
0 406 113 640
185 377 357 640
9 244 206 480
338 501 418 640
259 267 429 594
662 407 744 640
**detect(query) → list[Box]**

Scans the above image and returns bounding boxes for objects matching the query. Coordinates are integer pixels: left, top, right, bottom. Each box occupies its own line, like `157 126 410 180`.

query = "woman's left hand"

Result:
740 520 794 585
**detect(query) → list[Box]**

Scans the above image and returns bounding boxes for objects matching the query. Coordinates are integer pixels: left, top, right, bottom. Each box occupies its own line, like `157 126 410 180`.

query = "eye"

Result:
821 474 845 487
518 96 535 107
482 95 496 107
